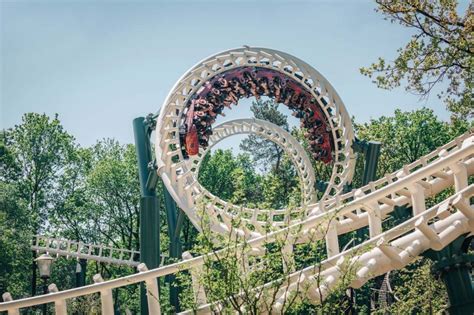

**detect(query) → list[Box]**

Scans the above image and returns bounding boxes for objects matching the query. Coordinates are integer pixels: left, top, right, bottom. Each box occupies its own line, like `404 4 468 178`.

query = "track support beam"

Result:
423 235 474 315
163 184 183 312
352 139 381 186
133 116 161 315
134 114 183 313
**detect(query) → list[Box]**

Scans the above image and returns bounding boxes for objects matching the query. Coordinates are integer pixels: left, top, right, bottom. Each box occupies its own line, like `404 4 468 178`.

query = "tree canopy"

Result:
361 0 473 120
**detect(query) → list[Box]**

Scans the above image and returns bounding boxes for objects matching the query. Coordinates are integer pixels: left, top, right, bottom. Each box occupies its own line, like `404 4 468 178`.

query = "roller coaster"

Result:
1 47 473 314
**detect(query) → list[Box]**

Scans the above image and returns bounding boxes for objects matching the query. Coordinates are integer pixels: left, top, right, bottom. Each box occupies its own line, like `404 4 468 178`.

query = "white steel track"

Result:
155 47 356 234
190 118 317 204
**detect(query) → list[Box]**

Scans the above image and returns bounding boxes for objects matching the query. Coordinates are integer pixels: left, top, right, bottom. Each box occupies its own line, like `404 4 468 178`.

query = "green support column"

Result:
350 139 382 312
163 185 183 312
361 140 382 186
317 140 380 195
423 235 474 314
133 117 161 315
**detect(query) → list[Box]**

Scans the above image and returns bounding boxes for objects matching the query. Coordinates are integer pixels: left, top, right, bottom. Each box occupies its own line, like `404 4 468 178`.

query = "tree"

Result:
1 114 189 312
85 139 141 252
1 113 76 296
260 156 301 209
199 149 241 201
0 181 32 297
240 99 290 173
380 259 448 314
2 113 76 232
199 149 267 208
50 147 95 242
229 154 264 208
361 0 473 120
355 107 470 178
48 139 144 313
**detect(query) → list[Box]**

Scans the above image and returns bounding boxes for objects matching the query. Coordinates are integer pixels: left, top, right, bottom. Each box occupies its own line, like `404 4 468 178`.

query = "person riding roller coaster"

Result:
180 67 334 163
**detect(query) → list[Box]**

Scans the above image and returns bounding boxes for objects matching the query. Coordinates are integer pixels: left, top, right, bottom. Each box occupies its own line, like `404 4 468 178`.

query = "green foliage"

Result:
179 205 305 314
199 147 301 209
0 114 143 311
229 154 263 207
260 158 300 209
1 113 76 299
353 107 470 313
238 99 303 208
199 149 246 201
179 204 369 314
86 140 141 250
355 107 470 178
240 99 289 173
361 0 473 120
2 113 76 230
377 259 448 314
0 181 32 297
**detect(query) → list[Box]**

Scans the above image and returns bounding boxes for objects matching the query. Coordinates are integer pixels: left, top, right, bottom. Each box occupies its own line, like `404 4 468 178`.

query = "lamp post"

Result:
75 259 87 287
35 253 54 315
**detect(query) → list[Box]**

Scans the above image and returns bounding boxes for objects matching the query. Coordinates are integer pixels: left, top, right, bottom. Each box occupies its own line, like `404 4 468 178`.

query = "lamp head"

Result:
35 253 54 279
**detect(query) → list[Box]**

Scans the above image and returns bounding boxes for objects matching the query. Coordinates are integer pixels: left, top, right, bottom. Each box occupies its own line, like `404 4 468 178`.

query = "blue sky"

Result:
1 0 463 148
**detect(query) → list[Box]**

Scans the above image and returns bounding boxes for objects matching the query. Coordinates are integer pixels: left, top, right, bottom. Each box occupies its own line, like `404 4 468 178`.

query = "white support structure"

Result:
452 160 469 191
1 293 18 315
325 220 340 258
192 118 318 204
32 235 167 267
409 183 427 216
93 274 114 315
282 238 295 273
376 238 403 269
182 251 208 306
137 264 161 315
354 189 383 238
32 235 142 267
48 284 67 315
155 47 356 234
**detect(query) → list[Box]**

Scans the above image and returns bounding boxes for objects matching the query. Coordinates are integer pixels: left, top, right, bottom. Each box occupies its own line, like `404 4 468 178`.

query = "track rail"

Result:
190 118 317 204
155 47 356 232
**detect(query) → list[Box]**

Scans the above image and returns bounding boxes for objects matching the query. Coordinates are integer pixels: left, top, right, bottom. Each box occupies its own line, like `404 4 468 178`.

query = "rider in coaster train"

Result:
180 67 333 163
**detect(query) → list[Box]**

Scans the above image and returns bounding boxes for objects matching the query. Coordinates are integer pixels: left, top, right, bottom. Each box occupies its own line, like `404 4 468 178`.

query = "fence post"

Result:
1 293 19 315
93 274 114 315
48 284 67 315
182 251 207 306
137 263 161 315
